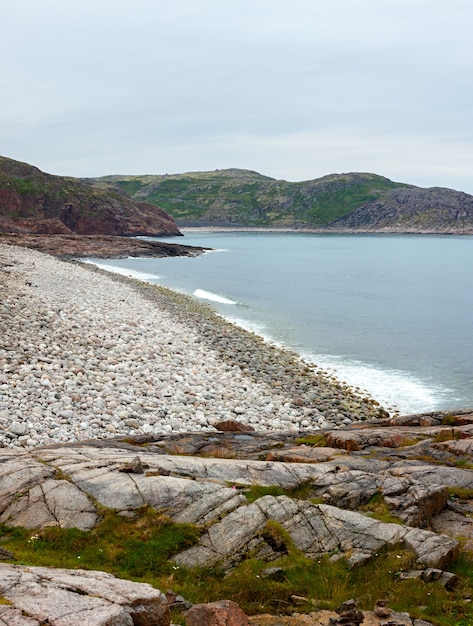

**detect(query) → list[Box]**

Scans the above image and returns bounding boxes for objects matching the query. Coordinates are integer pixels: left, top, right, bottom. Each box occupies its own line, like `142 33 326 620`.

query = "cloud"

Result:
1 0 472 192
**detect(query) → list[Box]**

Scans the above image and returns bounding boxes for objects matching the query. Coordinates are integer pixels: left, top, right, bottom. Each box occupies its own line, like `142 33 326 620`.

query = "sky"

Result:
2 0 472 193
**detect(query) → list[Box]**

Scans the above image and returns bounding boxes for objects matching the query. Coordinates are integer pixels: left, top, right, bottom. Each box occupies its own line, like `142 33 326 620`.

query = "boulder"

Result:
185 599 252 626
0 564 170 626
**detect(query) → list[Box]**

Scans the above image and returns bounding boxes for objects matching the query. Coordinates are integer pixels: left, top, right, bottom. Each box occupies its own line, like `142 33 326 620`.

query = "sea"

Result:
86 231 473 416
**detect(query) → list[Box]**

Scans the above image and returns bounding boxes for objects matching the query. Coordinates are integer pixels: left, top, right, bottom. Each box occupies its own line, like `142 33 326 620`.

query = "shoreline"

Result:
0 233 207 259
179 226 473 235
0 243 388 449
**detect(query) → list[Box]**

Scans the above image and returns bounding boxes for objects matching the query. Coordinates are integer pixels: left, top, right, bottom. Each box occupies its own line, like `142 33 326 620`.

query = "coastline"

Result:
180 226 473 235
0 233 207 259
0 243 387 449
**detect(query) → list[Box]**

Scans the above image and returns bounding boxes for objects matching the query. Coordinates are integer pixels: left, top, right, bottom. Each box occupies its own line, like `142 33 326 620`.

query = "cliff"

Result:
91 169 473 233
0 156 181 236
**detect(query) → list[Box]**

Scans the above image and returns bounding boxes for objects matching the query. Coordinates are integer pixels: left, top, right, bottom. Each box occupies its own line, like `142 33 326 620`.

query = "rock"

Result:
173 496 458 571
329 599 363 625
0 564 170 626
0 478 98 531
383 483 448 527
374 599 391 618
118 456 150 474
185 599 252 626
9 422 28 436
0 155 181 237
260 567 286 581
215 420 256 432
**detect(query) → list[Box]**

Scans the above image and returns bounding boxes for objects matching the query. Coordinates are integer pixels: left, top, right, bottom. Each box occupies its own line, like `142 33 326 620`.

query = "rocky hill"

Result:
0 156 181 236
90 169 473 233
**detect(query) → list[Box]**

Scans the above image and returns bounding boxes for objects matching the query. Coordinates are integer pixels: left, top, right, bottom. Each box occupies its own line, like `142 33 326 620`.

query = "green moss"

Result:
295 434 328 447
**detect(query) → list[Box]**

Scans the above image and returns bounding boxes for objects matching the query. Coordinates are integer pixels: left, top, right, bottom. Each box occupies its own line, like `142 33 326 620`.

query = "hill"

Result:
89 169 473 233
0 156 181 236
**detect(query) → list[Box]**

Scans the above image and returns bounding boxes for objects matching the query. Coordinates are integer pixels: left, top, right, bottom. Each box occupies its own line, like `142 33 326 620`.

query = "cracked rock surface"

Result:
0 422 470 572
0 564 170 626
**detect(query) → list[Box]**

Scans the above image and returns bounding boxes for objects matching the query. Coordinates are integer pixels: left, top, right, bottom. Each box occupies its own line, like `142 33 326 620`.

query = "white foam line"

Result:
300 352 451 414
193 289 237 305
81 260 160 281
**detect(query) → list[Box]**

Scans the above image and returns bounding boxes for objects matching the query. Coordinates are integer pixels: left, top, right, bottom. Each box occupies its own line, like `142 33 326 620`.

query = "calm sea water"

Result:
87 232 473 415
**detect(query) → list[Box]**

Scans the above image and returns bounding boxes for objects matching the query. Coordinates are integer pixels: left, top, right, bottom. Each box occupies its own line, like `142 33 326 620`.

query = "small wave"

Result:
193 289 237 305
223 316 270 337
300 352 451 414
81 261 160 281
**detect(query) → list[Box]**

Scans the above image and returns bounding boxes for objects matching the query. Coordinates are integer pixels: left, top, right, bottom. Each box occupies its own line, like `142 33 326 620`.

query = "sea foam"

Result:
193 289 237 304
301 352 451 415
82 260 160 281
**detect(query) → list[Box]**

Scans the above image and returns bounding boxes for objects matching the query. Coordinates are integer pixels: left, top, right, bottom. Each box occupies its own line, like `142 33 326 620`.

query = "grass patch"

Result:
433 429 462 443
0 508 472 624
442 414 460 426
453 459 473 470
359 491 403 524
243 481 315 503
399 437 423 447
295 434 328 447
448 487 473 501
0 507 200 579
171 549 473 624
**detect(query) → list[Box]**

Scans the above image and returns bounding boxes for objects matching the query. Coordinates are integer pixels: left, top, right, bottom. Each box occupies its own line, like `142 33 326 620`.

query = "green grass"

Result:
98 170 409 227
296 434 328 447
0 507 472 625
243 481 316 503
359 491 404 524
448 487 473 501
0 507 200 578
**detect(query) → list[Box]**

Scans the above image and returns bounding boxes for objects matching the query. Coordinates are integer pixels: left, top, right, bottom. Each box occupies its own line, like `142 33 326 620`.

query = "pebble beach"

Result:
0 243 387 449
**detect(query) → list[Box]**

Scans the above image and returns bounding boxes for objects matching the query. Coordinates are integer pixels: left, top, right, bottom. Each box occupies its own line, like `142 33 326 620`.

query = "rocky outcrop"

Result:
0 156 181 236
333 186 473 233
173 495 457 571
0 418 471 570
0 564 170 625
0 233 206 259
0 417 470 623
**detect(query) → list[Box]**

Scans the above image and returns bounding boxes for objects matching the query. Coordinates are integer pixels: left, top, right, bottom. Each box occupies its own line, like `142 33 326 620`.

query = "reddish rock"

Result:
0 234 206 259
0 155 181 237
185 599 252 626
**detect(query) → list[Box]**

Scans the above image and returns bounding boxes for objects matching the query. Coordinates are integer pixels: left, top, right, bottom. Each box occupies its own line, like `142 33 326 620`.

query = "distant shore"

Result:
179 226 473 235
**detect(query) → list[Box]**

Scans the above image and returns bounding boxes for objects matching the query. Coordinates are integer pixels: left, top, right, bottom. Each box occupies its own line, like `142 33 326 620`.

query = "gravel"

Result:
0 244 387 448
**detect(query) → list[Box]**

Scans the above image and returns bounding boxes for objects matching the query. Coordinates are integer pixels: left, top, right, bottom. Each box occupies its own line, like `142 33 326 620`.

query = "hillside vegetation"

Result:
90 169 473 233
0 156 180 236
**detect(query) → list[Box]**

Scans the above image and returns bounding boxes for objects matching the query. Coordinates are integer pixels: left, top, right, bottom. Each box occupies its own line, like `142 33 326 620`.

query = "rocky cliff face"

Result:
332 187 473 233
0 156 181 236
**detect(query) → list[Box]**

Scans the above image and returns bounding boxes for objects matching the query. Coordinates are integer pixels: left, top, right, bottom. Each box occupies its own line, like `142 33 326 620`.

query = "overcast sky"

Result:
2 0 472 192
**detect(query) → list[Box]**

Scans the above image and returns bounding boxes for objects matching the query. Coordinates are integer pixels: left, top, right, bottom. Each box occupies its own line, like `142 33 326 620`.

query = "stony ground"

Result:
0 243 385 450
1 241 472 626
